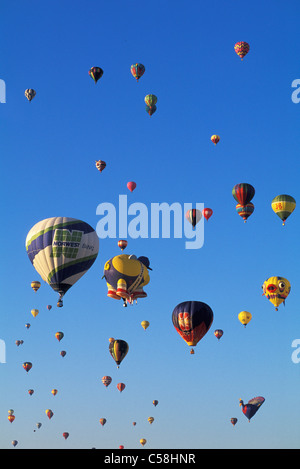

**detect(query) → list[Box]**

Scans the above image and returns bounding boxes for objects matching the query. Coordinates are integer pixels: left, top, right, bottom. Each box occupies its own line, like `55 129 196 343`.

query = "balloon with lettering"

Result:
271 195 296 226
26 217 99 306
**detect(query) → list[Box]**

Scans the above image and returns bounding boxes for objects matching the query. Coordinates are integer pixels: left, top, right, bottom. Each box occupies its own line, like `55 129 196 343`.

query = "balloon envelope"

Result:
232 183 255 205
271 194 296 225
234 41 250 60
185 209 202 229
127 181 136 192
238 311 252 327
172 301 213 349
109 339 129 367
131 63 145 81
239 396 265 421
262 276 291 310
26 217 99 305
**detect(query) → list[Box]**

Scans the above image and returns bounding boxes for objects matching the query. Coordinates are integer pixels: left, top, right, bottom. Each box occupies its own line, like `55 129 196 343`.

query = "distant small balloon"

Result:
127 181 137 192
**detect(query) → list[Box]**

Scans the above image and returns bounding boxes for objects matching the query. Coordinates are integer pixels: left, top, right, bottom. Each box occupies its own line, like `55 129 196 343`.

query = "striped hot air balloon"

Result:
234 42 250 60
271 194 296 225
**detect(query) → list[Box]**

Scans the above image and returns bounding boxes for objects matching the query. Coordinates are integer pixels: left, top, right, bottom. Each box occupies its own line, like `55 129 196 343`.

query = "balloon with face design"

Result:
172 301 214 353
262 276 291 310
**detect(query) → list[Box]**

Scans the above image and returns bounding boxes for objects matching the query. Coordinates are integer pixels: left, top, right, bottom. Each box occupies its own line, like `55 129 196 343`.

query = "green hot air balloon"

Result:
271 195 296 226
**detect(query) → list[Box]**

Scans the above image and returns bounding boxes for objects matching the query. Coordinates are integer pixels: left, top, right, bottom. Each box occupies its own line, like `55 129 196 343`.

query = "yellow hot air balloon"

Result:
141 320 150 330
31 281 41 292
271 195 296 226
140 438 147 447
31 309 39 318
51 389 58 396
148 417 154 424
238 311 252 327
211 135 220 145
262 276 291 310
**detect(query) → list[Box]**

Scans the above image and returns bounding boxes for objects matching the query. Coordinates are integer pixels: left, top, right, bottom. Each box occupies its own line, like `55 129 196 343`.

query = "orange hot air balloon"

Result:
127 181 136 192
148 417 154 424
8 415 15 423
23 362 32 373
117 383 126 392
51 389 58 396
28 389 34 396
202 208 213 221
118 240 128 251
99 418 107 426
55 331 64 342
102 376 112 387
140 438 147 447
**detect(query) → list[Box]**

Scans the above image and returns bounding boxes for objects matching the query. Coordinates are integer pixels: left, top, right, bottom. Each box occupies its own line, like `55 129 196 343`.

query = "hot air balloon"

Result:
8 415 15 423
36 422 42 429
25 323 31 329
172 301 214 353
117 383 126 392
31 281 41 292
26 217 99 307
262 276 291 311
119 445 124 449
145 104 157 117
25 89 36 101
133 422 136 426
15 340 21 346
8 409 14 415
63 432 69 440
202 208 213 221
60 350 67 357
238 311 252 327
271 195 296 226
144 94 157 108
214 329 223 340
230 418 238 427
28 389 34 396
31 309 39 318
131 63 145 81
89 67 103 83
234 42 250 60
141 320 150 330
148 417 154 424
185 209 202 229
153 400 158 407
235 202 254 222
55 332 64 342
95 160 106 173
232 183 255 206
103 254 150 306
11 440 18 447
239 396 265 422
102 376 112 387
99 418 106 426
45 409 54 420
23 362 32 373
118 240 128 251
211 135 220 145
47 305 52 311
140 439 147 447
127 181 136 192
109 339 129 368
51 389 58 396
108 337 115 344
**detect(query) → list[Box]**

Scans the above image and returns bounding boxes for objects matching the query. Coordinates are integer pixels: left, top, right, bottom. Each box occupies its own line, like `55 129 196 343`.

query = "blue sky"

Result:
1 0 300 449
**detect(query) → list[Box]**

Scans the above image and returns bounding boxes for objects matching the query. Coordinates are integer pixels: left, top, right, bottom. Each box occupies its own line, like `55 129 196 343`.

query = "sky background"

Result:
0 0 300 449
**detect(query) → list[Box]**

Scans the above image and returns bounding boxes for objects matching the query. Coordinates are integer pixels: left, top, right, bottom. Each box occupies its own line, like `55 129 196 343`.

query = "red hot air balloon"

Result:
232 183 255 206
45 409 54 420
202 208 213 221
234 42 250 60
118 240 128 251
214 329 223 340
23 362 32 373
127 181 136 192
63 432 69 440
117 383 126 392
102 376 112 387
130 63 145 81
28 389 34 396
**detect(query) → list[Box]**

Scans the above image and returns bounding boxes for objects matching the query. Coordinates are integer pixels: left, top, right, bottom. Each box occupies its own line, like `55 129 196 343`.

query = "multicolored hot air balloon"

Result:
141 320 150 330
185 209 202 229
214 329 223 340
47 305 52 311
232 183 255 223
109 339 129 368
25 323 31 329
31 281 41 292
118 240 128 251
127 181 136 192
146 105 157 117
25 89 36 101
117 383 126 392
63 432 69 440
153 400 158 407
262 276 291 311
99 418 106 427
95 160 106 173
271 195 296 226
238 311 252 327
144 94 157 108
8 415 15 423
31 309 39 318
45 409 54 420
234 42 250 60
55 332 64 342
102 376 112 387
28 389 34 396
89 67 103 83
103 254 150 306
148 417 154 424
60 350 67 357
202 208 213 221
211 135 220 145
51 389 58 396
26 217 99 307
230 418 238 427
239 396 265 422
172 301 214 353
12 440 18 447
130 63 145 81
23 362 32 373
